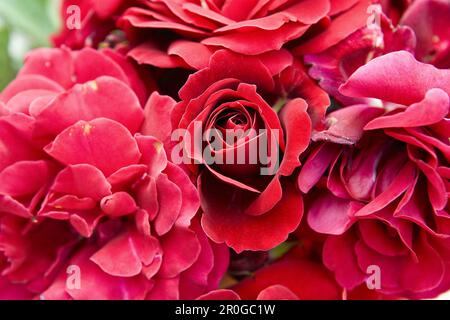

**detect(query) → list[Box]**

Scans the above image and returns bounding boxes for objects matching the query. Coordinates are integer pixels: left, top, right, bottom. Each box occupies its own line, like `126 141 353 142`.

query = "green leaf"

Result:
273 97 287 113
0 0 59 47
269 241 297 260
0 25 15 90
46 0 62 32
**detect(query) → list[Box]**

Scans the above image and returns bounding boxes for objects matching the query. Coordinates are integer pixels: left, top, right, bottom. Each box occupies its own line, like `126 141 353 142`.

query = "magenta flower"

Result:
299 51 450 298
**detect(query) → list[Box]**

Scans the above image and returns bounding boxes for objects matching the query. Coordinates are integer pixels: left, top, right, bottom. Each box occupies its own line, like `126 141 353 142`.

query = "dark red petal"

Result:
278 98 311 176
100 192 138 218
197 289 241 300
200 175 302 252
257 285 299 300
154 174 182 236
294 0 372 54
234 259 341 300
91 230 160 278
323 230 367 289
203 23 309 55
18 48 74 88
179 50 274 101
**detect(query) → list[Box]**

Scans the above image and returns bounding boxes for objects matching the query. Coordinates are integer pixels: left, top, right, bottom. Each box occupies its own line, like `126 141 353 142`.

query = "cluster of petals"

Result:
0 47 228 299
299 51 450 298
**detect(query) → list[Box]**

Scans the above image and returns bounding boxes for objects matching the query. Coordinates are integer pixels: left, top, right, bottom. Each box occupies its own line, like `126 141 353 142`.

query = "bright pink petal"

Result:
340 51 450 105
91 230 160 278
308 191 361 235
365 89 449 130
45 119 141 177
154 174 182 236
18 48 74 88
65 246 150 300
0 160 53 197
35 77 144 137
158 227 201 278
0 75 63 103
355 161 417 217
100 192 138 218
294 0 372 54
141 92 176 144
50 164 111 200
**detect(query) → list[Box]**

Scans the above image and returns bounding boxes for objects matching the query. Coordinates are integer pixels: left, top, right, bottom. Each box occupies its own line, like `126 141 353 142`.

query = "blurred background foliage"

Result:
0 0 60 89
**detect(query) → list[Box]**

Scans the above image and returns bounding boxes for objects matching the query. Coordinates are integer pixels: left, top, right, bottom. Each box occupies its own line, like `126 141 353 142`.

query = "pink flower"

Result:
304 9 416 106
298 51 450 298
306 0 450 108
400 0 450 68
0 47 228 300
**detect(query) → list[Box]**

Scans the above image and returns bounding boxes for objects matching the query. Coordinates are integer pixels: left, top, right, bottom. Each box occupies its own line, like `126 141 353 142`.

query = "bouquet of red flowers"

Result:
0 0 449 300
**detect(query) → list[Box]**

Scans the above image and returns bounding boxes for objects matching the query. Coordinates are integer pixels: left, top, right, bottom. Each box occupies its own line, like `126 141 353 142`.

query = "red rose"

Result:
113 0 371 70
0 48 228 299
298 51 450 298
168 50 312 252
54 1 375 74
